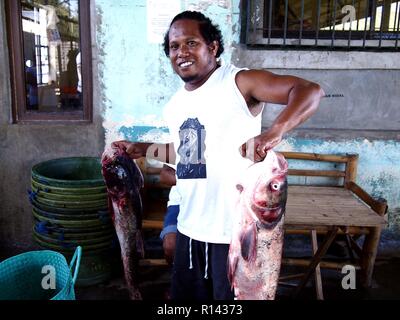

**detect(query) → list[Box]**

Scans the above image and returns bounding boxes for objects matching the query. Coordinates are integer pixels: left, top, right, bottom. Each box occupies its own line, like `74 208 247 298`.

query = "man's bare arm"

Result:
236 70 324 161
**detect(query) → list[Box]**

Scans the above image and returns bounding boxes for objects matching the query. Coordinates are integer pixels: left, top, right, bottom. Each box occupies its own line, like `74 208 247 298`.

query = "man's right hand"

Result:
111 140 149 159
163 232 177 265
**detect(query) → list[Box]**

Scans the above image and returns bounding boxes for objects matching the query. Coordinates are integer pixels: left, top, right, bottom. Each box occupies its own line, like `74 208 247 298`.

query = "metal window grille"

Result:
242 0 400 51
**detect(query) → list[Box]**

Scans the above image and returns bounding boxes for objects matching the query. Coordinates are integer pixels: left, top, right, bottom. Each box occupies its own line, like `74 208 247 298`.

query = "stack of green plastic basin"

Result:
30 157 119 286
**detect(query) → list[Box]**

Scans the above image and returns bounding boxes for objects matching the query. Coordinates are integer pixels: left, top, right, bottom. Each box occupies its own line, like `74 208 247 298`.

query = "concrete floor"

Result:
75 230 400 300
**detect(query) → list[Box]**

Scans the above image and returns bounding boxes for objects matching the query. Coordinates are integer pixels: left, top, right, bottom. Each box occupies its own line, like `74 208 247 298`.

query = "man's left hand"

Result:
239 129 282 162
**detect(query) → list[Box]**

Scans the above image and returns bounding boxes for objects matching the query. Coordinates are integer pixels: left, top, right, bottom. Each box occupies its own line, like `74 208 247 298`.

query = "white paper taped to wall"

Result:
147 0 182 44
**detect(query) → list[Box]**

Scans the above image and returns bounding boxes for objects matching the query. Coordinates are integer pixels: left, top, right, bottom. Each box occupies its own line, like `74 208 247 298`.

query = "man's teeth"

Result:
180 62 193 67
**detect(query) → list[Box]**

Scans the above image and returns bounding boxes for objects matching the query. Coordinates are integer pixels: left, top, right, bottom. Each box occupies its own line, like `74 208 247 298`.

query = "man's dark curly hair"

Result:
163 11 224 58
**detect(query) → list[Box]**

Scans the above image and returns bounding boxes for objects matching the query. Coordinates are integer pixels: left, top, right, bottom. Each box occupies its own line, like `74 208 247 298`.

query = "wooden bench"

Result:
137 152 387 298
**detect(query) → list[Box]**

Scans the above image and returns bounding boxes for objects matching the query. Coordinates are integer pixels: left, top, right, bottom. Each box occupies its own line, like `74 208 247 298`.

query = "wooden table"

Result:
283 185 387 298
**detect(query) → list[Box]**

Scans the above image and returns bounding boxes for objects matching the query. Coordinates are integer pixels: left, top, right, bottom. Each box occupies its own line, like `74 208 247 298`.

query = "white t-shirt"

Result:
163 63 262 243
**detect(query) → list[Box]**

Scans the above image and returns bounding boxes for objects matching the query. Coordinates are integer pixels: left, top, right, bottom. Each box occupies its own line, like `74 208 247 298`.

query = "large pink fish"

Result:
228 151 288 300
101 147 144 300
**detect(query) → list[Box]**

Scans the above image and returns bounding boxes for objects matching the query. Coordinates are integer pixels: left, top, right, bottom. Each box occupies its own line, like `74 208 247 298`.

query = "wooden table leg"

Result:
311 230 324 300
360 226 382 287
293 227 339 298
360 198 387 288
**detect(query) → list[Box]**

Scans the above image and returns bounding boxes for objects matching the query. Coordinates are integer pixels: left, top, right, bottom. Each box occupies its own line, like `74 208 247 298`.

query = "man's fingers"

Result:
111 140 127 151
256 145 266 157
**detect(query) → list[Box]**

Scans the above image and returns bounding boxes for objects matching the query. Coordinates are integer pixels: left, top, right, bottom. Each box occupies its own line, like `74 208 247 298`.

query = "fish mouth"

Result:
251 203 284 229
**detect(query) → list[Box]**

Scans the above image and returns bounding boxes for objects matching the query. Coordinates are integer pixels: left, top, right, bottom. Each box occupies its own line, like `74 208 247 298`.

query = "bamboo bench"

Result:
137 152 387 299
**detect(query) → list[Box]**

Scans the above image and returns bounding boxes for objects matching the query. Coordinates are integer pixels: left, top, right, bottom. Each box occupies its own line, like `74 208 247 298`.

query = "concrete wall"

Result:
0 1 105 254
1 0 399 255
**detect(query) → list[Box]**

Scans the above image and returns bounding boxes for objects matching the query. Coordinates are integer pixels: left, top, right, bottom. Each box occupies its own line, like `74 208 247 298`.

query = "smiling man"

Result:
112 10 324 300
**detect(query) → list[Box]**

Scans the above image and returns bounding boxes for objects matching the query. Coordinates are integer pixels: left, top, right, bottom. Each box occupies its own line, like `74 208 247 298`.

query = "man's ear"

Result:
208 40 219 57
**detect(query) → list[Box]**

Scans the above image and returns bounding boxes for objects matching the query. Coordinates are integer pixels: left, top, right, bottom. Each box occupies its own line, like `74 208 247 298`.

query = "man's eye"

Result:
188 41 197 47
170 44 178 50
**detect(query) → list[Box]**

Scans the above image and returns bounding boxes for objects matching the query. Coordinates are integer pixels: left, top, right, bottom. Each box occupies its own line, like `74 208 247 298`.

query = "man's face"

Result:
168 19 218 89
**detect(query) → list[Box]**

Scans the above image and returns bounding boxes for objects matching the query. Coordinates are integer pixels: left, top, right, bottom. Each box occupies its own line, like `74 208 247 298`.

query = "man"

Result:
112 10 324 300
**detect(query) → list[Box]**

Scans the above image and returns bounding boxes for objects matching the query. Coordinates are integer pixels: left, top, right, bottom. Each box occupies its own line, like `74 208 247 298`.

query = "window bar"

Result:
362 0 369 48
331 0 337 47
251 0 257 44
315 0 321 46
299 0 304 45
246 0 251 45
378 2 385 48
396 1 400 48
394 1 399 33
348 0 356 48
370 0 376 33
283 0 288 46
356 0 361 31
268 0 273 45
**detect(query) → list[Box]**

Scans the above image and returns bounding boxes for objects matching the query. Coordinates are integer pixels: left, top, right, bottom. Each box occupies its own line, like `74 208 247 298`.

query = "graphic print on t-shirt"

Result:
177 118 207 179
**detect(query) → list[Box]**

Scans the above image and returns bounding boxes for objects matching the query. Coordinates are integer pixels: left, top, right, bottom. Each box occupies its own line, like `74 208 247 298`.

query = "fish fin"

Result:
240 223 258 263
227 253 238 288
275 152 288 173
136 230 145 259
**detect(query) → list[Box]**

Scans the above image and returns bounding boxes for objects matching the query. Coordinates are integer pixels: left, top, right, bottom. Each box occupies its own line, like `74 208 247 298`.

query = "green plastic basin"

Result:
32 157 105 188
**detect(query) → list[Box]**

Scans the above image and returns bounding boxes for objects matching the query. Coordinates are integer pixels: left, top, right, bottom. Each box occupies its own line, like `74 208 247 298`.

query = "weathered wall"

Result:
96 0 400 231
0 1 105 254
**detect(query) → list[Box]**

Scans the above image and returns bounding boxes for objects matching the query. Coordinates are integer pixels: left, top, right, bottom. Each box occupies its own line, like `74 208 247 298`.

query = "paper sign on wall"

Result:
147 0 182 44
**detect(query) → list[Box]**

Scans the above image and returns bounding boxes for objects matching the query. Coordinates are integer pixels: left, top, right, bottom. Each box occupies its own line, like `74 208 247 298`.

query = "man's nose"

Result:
177 44 190 57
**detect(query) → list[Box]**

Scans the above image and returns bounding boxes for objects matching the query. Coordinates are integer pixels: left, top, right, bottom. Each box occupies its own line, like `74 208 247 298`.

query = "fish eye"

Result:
270 182 280 191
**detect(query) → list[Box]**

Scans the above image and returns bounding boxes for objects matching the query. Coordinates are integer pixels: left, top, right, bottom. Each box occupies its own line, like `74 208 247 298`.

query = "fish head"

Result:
102 161 130 198
237 151 288 229
101 147 144 198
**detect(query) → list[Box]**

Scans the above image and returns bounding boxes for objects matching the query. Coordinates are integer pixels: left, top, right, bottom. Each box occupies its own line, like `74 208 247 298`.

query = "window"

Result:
243 0 400 50
5 0 92 123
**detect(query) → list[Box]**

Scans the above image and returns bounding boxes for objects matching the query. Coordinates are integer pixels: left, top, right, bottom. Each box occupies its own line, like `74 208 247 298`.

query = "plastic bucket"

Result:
0 246 81 300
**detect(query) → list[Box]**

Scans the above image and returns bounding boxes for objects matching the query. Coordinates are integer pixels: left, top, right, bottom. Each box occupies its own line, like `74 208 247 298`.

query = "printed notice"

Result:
147 0 182 44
